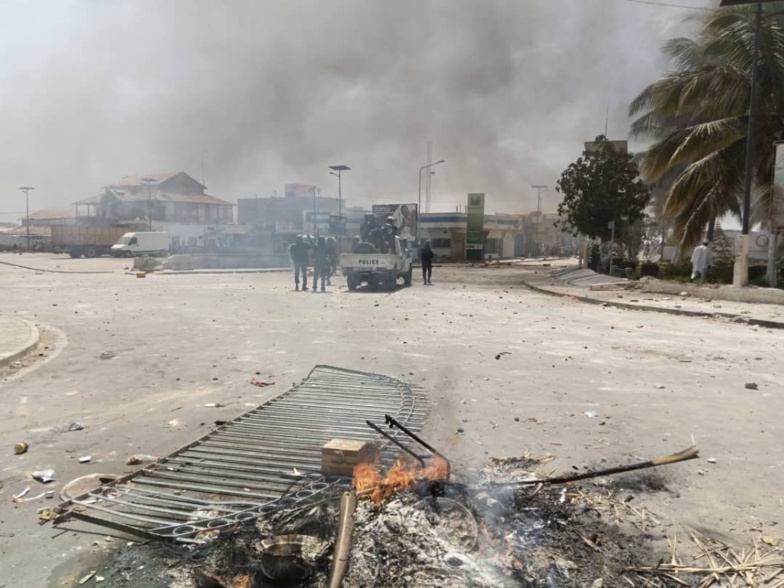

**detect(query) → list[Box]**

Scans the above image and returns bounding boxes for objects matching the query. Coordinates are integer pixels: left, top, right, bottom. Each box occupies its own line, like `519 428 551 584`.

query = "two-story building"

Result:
73 172 234 247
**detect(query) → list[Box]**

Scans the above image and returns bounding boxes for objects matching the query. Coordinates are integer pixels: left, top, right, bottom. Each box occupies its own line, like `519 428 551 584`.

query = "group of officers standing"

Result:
289 227 436 291
289 235 338 292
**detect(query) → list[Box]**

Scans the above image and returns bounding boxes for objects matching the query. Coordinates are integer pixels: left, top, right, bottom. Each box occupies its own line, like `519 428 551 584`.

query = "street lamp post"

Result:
720 0 770 286
329 164 350 235
418 159 445 242
19 186 34 251
531 184 547 258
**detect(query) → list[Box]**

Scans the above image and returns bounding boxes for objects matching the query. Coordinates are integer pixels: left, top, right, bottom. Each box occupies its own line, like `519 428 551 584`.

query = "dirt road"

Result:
0 254 781 586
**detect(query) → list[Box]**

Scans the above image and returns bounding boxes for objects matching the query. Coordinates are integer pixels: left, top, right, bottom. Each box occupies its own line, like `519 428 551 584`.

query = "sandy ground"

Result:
0 253 782 586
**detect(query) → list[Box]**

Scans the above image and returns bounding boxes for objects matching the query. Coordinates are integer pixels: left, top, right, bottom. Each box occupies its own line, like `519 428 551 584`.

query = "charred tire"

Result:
403 267 413 286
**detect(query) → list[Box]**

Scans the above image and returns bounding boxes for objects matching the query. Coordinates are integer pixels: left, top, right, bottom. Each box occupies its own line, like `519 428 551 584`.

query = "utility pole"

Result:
312 186 318 234
329 165 350 235
531 185 547 257
719 0 767 286
19 186 34 250
418 160 445 242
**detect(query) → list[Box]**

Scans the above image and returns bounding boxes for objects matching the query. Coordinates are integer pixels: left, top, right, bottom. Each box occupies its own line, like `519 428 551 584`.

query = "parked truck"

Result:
110 232 170 257
51 225 136 258
340 235 413 291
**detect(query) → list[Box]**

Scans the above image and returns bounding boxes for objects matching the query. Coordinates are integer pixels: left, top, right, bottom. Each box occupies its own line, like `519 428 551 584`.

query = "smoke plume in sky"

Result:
0 0 711 220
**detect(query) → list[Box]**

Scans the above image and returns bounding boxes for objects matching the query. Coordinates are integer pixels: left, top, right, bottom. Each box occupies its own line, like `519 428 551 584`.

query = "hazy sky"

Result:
0 0 713 222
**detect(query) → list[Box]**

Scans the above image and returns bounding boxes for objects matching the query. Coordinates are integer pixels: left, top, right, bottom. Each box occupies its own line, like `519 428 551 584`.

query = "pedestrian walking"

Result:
312 236 329 293
420 240 434 285
690 240 712 284
289 235 310 291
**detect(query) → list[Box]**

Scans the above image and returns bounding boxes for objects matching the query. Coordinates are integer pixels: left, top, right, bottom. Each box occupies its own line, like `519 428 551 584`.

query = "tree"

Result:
555 136 651 250
629 5 784 251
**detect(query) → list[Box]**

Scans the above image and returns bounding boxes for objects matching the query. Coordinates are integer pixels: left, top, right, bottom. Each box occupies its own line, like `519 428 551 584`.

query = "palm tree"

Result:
629 5 784 251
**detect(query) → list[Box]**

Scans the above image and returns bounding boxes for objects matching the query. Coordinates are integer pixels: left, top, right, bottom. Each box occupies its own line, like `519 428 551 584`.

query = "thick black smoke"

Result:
0 0 708 219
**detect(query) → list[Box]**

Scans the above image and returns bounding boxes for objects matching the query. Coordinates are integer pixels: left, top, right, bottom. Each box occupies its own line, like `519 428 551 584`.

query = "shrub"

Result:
640 261 659 277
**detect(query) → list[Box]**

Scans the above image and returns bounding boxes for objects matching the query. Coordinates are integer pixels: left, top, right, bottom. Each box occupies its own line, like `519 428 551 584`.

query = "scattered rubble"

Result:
250 377 275 387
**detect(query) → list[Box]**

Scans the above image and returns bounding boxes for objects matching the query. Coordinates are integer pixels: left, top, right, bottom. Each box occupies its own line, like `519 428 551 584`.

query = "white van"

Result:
111 232 170 257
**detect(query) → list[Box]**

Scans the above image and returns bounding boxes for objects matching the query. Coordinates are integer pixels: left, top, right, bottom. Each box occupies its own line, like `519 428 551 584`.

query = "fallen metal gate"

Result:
54 365 428 541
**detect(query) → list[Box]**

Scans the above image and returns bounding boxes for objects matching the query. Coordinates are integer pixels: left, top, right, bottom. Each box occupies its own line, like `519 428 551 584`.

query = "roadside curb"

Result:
0 317 40 369
520 277 784 331
158 268 292 275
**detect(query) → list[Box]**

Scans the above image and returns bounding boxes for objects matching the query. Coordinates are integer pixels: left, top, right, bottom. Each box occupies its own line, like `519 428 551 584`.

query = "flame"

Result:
352 454 450 506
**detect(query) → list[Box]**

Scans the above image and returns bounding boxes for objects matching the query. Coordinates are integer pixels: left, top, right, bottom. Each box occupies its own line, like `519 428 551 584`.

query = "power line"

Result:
625 0 712 10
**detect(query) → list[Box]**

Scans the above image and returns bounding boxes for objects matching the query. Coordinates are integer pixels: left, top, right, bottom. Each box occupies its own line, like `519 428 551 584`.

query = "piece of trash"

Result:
204 402 226 408
126 454 158 466
78 571 97 584
32 469 56 483
37 508 56 523
495 352 511 360
745 382 759 390
45 491 55 499
14 441 29 455
99 351 115 360
13 489 48 503
250 378 275 387
95 577 105 583
79 456 92 463
12 486 31 501
761 535 781 546
584 411 599 418
706 458 717 464
68 421 85 431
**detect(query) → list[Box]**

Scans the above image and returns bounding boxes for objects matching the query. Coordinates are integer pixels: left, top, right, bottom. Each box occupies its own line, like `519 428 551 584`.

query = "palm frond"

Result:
663 144 745 248
669 118 746 165
663 37 703 71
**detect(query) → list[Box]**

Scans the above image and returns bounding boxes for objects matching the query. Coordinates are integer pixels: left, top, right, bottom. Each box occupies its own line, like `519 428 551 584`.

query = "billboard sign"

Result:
466 193 485 260
774 142 784 228
303 210 331 233
370 203 418 240
329 215 347 235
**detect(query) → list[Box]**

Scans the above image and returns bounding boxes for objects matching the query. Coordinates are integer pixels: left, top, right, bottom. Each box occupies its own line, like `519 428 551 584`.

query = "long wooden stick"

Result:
491 445 699 488
328 491 358 588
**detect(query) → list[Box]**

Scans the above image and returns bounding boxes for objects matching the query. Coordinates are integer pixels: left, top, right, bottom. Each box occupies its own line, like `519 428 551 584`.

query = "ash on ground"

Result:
345 456 659 588
66 456 687 588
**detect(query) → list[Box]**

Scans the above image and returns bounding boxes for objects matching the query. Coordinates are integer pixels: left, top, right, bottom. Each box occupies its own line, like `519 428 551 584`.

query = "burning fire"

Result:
352 455 450 506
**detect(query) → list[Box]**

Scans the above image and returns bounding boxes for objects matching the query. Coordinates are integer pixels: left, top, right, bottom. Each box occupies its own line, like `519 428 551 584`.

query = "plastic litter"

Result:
126 454 158 466
68 421 85 431
584 411 599 418
32 469 56 483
